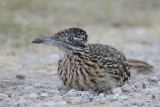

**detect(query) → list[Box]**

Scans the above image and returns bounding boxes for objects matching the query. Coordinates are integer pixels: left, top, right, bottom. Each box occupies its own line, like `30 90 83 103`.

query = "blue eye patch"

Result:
73 37 82 41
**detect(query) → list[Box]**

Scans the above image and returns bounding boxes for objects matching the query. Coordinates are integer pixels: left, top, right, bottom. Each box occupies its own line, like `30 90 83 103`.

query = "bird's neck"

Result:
58 47 89 59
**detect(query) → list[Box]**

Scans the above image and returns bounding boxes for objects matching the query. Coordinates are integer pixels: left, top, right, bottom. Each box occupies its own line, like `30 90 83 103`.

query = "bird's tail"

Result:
127 59 153 71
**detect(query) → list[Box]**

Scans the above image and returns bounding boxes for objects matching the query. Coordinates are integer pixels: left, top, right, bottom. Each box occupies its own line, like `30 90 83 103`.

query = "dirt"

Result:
0 27 160 107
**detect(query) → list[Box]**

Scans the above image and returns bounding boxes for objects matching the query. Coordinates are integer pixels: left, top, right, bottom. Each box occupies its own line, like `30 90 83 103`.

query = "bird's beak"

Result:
32 36 63 46
32 36 83 51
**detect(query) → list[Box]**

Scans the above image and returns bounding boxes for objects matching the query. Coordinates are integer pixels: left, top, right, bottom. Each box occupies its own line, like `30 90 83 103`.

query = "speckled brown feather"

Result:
32 27 153 91
57 43 130 91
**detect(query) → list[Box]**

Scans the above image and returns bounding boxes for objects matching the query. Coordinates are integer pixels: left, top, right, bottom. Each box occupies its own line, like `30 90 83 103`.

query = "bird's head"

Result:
32 28 88 52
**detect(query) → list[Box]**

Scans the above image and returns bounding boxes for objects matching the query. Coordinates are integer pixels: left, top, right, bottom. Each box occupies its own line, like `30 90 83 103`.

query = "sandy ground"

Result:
0 27 160 107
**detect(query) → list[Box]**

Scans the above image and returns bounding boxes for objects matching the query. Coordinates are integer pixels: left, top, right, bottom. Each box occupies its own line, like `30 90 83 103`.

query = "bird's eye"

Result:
67 36 73 41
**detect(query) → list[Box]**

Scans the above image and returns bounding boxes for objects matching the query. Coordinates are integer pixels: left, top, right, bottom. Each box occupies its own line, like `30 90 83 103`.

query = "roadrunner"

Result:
32 28 153 91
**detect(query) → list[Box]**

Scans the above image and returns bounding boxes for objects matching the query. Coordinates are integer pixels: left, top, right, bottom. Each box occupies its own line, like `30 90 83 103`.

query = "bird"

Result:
32 28 153 91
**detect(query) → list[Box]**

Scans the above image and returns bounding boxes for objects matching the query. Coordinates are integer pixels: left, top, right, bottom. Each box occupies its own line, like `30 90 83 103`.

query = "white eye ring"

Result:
73 37 81 41
66 36 81 42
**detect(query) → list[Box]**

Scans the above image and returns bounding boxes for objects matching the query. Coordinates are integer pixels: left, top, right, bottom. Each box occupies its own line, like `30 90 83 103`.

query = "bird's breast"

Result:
57 55 117 91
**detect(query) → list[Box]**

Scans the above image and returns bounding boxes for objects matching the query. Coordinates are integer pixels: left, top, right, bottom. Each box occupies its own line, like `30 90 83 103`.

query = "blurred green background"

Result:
0 0 160 48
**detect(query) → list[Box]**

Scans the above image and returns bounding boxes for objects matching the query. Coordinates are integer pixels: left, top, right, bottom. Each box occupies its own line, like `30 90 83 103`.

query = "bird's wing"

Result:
100 56 130 84
88 44 130 83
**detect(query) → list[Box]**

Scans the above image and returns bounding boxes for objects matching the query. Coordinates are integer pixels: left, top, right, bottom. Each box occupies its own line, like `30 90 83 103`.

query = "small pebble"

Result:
81 95 92 102
59 89 67 95
134 82 142 89
148 77 158 83
157 81 160 86
0 83 4 88
113 93 119 99
0 93 8 100
28 93 38 99
66 89 76 96
41 93 48 97
112 87 122 94
53 95 63 101
24 86 34 90
122 84 132 92
99 93 105 97
118 95 128 100
11 92 19 99
16 74 25 80
152 95 156 99
67 97 83 104
40 101 67 107
34 83 44 88
142 83 146 89
141 80 148 89
50 89 60 94
15 102 36 107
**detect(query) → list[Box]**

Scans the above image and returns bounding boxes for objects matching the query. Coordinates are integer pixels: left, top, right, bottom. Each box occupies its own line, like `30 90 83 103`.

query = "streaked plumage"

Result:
32 28 153 91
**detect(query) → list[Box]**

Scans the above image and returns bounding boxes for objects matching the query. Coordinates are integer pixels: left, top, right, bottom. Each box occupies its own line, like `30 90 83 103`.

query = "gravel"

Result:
0 29 160 106
40 93 48 97
24 86 34 90
16 74 25 80
112 87 122 94
28 93 38 99
0 83 4 88
0 93 8 101
1 75 160 107
122 84 133 92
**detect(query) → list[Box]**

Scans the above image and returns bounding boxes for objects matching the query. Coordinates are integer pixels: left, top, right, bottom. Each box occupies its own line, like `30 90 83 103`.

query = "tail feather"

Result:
127 59 153 71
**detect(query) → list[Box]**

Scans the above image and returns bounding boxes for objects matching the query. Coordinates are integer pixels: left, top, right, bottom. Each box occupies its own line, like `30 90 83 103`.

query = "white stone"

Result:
0 93 8 100
113 93 119 99
122 84 132 92
41 93 48 97
157 81 160 86
0 83 4 88
34 83 43 87
112 87 122 94
28 93 38 99
24 86 34 90
81 95 91 102
134 82 142 89
67 89 76 96
148 77 158 82
50 90 60 94
39 101 67 107
99 93 105 97
53 95 63 101
118 95 128 100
